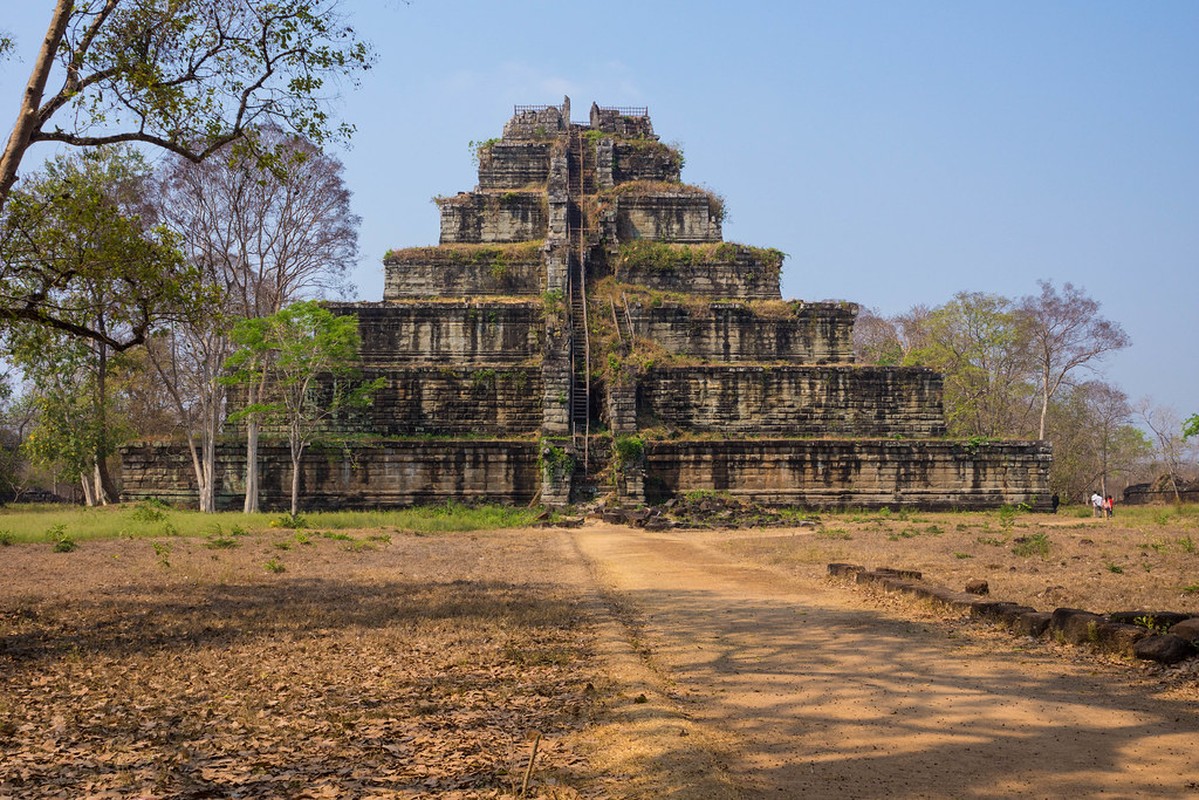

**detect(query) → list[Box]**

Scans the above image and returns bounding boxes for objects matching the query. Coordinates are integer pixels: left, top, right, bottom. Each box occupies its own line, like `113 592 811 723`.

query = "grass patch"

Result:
1011 532 1051 558
816 528 853 540
0 502 542 544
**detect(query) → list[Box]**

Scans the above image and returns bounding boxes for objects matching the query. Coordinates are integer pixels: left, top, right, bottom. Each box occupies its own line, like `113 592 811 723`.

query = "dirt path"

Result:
567 522 1199 799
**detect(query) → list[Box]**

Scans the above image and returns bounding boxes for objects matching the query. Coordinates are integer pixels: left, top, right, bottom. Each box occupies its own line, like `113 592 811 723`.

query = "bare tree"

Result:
1019 280 1130 439
151 129 359 512
852 307 902 365
1136 401 1198 504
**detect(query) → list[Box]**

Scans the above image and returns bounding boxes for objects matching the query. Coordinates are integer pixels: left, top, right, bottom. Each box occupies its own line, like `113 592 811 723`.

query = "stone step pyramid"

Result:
122 98 1052 511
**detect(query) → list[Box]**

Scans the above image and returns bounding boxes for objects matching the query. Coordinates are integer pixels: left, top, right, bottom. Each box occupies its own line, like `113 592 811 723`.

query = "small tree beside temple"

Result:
225 302 382 516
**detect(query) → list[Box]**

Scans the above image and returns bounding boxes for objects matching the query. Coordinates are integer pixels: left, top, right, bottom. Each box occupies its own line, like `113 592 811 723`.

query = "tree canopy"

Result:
0 0 372 213
0 145 195 350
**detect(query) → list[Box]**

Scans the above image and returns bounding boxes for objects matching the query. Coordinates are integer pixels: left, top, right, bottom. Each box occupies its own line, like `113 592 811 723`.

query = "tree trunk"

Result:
201 432 217 513
244 418 260 513
95 456 118 504
290 453 301 517
0 0 72 211
80 472 95 507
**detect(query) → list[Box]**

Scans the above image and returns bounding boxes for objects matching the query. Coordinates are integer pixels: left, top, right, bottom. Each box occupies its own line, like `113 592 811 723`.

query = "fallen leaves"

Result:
0 532 602 798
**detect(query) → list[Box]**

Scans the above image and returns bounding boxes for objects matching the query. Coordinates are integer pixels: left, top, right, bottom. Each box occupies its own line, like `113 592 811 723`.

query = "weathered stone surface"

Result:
1050 608 1106 645
1093 623 1149 657
1133 634 1194 664
964 580 990 595
637 366 946 437
963 599 1021 618
1168 617 1199 645
503 103 568 139
993 605 1037 626
611 140 681 184
437 192 546 244
875 567 923 580
644 440 1053 509
589 103 655 138
121 440 540 511
351 367 543 436
629 302 857 364
1106 611 1193 629
614 243 782 299
478 141 553 190
328 301 542 366
828 563 865 577
1013 611 1053 637
615 192 722 243
122 99 1051 511
383 244 543 298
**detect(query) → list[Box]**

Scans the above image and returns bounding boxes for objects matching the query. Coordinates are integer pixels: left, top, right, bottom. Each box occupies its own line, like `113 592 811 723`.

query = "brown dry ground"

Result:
1 509 1198 798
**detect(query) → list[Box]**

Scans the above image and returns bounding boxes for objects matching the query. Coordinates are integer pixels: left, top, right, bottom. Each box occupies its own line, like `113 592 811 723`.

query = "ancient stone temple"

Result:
122 98 1052 510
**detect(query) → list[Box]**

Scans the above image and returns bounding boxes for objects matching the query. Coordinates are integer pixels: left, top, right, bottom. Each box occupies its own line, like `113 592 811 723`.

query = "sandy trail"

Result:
568 523 1199 799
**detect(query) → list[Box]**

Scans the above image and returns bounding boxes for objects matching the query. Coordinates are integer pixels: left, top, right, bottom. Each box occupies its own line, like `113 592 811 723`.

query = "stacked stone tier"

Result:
645 440 1052 510
637 365 946 438
437 191 547 244
328 301 543 367
626 301 856 363
613 241 783 299
383 242 545 298
122 441 540 510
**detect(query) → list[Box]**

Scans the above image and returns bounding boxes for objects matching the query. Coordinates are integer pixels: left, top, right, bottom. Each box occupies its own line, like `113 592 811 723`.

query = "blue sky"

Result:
3 1 1196 418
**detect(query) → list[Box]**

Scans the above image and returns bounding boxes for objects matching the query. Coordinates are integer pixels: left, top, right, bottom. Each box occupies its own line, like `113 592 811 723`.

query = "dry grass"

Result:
719 504 1199 616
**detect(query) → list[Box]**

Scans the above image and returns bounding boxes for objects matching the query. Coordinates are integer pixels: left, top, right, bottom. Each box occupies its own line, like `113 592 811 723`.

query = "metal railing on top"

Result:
597 106 649 117
512 104 556 114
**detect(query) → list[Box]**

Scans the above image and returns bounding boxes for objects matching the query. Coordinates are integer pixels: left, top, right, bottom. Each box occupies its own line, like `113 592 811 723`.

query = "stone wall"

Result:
346 367 543 436
437 192 547 244
615 192 723 243
121 440 541 510
629 302 857 363
503 104 567 139
612 141 681 184
478 141 553 190
327 301 542 366
382 244 543 298
589 103 655 138
644 440 1053 510
638 366 946 437
614 243 782 299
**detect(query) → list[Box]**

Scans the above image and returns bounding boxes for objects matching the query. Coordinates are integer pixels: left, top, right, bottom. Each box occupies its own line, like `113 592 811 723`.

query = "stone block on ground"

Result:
1050 609 1106 645
1168 617 1199 645
1092 622 1149 657
1133 634 1195 664
1013 611 1053 637
1107 611 1193 629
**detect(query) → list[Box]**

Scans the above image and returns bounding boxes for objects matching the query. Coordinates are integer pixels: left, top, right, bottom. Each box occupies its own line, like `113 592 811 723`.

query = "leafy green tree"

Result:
12 328 135 504
1184 414 1199 440
903 291 1036 437
225 301 381 516
0 146 191 351
0 0 371 216
0 146 193 501
149 127 359 512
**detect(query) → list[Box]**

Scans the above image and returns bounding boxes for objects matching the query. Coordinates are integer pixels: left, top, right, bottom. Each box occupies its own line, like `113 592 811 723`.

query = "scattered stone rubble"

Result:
593 494 819 530
830 563 1199 666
